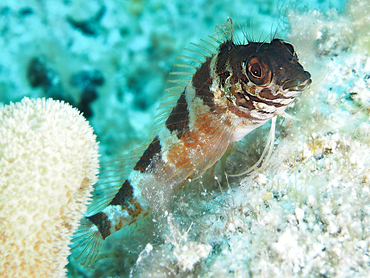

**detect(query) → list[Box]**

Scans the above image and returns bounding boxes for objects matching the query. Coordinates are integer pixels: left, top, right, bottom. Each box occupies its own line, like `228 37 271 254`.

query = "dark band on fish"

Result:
109 180 134 207
87 212 111 239
165 91 190 139
244 89 286 108
193 58 215 110
134 136 162 173
216 41 234 87
235 91 255 111
259 88 293 101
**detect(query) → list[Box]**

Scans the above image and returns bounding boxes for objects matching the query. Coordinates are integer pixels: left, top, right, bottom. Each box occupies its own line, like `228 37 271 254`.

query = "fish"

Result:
71 18 312 266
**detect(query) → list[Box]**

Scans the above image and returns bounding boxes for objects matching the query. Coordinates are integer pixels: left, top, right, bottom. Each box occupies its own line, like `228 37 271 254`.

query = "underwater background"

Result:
0 0 347 157
1 0 370 277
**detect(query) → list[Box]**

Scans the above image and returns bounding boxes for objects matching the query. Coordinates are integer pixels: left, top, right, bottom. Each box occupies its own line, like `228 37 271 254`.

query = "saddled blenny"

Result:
71 18 311 266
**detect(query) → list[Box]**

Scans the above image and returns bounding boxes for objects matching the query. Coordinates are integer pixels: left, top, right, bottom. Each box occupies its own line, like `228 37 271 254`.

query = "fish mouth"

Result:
282 71 312 91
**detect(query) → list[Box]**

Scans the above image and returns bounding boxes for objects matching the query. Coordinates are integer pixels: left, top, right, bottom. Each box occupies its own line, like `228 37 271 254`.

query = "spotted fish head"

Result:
246 39 311 92
220 38 311 120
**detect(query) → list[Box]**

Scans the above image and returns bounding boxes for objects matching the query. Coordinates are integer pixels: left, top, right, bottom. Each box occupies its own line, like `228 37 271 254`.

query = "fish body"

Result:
72 19 311 266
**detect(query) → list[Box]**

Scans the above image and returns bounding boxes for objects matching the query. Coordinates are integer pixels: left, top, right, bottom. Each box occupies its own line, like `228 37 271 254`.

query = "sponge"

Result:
0 97 99 277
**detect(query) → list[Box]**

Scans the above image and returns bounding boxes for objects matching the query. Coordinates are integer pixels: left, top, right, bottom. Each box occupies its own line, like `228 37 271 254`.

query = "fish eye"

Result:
250 62 261 78
246 57 272 86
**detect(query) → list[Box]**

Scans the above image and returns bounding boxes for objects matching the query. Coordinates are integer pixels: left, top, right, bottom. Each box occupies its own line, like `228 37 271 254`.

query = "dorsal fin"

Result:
210 17 233 44
85 19 235 216
148 18 234 140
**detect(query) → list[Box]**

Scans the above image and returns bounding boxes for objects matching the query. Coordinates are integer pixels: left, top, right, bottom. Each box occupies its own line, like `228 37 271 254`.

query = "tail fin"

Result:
70 217 104 267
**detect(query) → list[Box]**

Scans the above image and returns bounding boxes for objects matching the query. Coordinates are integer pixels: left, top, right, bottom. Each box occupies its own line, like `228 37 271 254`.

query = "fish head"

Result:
224 38 311 119
256 38 312 92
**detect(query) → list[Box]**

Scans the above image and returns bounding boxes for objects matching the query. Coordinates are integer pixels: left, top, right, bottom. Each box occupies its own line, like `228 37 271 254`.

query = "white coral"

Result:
0 97 99 277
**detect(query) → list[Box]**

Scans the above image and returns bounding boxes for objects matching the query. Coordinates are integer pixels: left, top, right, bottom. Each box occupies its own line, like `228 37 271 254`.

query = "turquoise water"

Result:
0 0 347 157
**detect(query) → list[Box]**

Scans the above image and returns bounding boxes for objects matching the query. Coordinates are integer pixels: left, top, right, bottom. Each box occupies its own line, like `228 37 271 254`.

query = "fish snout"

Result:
282 71 312 91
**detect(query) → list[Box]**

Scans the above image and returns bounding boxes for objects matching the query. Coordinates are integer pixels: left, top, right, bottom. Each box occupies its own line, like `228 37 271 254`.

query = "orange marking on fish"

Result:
116 220 123 230
167 114 218 169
